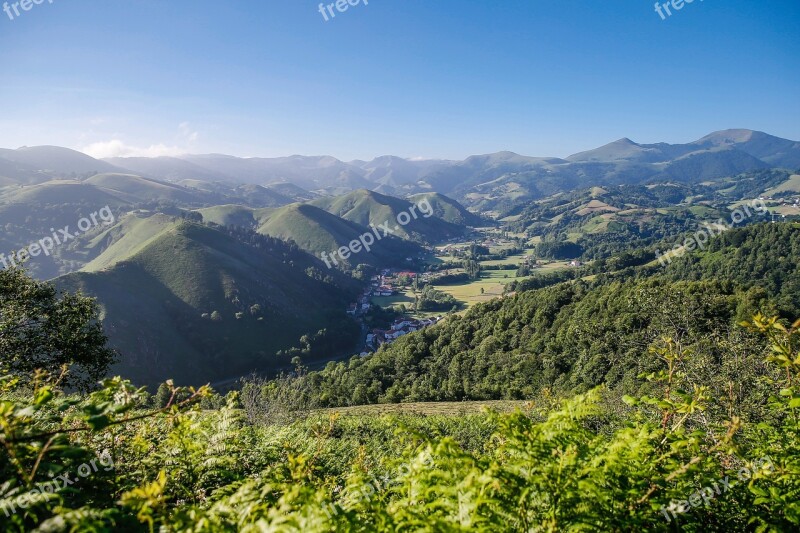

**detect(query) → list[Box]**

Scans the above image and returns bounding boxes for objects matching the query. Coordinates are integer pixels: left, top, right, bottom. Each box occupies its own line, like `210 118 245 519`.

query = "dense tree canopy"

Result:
265 223 799 409
0 267 116 391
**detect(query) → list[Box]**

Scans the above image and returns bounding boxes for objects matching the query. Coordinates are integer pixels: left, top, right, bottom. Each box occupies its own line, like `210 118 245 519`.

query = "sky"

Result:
0 0 798 161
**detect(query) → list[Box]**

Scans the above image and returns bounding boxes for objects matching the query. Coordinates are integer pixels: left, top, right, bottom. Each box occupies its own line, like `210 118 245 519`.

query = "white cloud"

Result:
81 140 187 159
81 122 200 159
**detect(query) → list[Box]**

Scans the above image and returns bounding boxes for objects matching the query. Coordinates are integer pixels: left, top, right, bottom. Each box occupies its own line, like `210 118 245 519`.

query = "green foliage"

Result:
0 368 210 532
535 240 583 260
463 259 481 280
0 267 116 391
279 222 797 409
414 285 460 312
4 317 798 531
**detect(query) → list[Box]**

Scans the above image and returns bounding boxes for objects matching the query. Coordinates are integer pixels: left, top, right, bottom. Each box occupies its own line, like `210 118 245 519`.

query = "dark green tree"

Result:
0 267 116 391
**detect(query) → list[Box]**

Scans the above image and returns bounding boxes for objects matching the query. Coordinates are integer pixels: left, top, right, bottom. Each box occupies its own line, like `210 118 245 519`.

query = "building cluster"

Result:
345 268 446 356
365 316 443 352
758 196 800 208
346 290 372 316
369 269 433 295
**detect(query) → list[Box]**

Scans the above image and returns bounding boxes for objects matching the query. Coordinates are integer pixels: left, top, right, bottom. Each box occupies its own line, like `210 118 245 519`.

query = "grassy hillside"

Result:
196 204 275 228
198 203 423 268
0 182 131 278
0 154 56 185
504 180 773 261
311 189 465 243
80 213 186 272
85 173 217 205
0 145 122 176
0 180 126 206
57 220 361 386
764 174 800 196
265 182 319 202
257 203 423 267
407 192 486 226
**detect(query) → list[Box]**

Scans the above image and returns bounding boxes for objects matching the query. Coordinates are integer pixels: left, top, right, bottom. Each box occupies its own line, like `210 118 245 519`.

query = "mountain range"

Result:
2 128 799 387
2 129 798 213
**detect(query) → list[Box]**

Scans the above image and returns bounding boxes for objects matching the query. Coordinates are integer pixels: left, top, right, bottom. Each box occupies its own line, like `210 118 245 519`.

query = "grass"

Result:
371 291 416 308
318 400 530 417
435 263 569 308
764 175 800 196
481 248 536 267
371 289 449 318
372 253 571 312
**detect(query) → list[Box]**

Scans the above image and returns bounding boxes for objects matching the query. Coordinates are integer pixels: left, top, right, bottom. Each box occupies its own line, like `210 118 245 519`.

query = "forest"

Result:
2 222 799 531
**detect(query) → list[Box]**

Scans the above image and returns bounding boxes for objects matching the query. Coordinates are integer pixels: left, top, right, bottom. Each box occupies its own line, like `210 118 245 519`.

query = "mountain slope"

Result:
0 182 130 278
310 189 466 243
179 154 372 192
354 156 453 187
57 220 360 386
104 156 231 183
1 146 123 176
274 222 800 407
694 129 800 168
407 192 487 226
85 173 221 205
197 203 423 267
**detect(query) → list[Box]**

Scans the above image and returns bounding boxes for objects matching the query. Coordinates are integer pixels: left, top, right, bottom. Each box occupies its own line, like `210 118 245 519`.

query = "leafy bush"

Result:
0 267 116 391
2 316 799 531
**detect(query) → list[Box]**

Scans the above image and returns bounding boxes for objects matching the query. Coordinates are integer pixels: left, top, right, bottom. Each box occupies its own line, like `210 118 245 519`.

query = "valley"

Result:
2 136 799 388
2 133 800 531
4 4 800 530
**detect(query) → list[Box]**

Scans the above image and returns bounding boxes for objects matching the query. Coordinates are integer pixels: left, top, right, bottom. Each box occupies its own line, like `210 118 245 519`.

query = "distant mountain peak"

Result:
698 128 758 144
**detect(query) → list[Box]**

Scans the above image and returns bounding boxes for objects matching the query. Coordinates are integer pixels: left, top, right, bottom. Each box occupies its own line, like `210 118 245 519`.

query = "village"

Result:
346 269 444 356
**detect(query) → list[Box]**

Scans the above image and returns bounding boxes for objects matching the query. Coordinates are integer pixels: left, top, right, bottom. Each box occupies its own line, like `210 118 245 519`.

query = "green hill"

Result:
80 212 185 272
197 203 423 267
257 203 422 267
264 182 319 202
196 204 275 229
0 182 131 279
85 173 216 205
57 221 361 387
311 189 465 243
407 192 486 226
0 180 126 206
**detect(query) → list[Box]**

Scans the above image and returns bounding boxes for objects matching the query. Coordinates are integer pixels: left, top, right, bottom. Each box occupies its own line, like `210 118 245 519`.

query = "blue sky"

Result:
1 0 798 160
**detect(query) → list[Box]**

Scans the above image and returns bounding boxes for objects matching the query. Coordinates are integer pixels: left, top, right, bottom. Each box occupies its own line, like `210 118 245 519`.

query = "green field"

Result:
370 291 415 309
317 399 530 417
435 261 569 308
480 248 536 267
370 289 446 317
373 250 570 311
764 174 800 195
